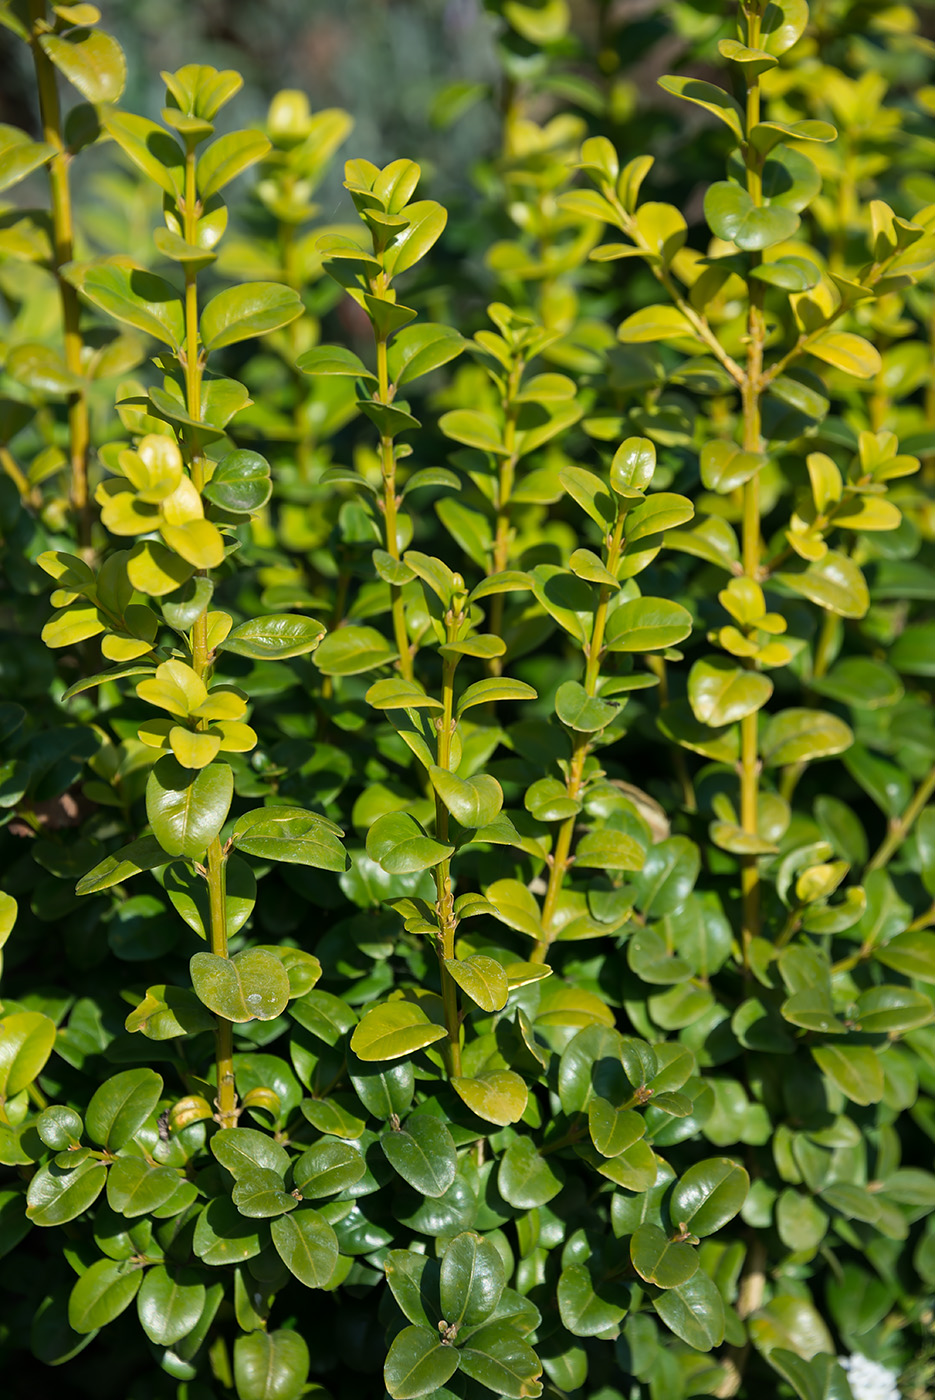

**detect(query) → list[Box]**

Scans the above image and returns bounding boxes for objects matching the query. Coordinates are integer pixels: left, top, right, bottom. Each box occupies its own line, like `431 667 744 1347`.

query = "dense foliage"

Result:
1 2 935 1399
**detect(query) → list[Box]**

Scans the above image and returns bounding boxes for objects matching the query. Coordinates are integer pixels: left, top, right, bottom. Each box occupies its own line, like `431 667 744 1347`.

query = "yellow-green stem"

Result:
375 336 413 681
207 836 237 1127
531 513 626 962
0 447 33 503
432 652 462 1075
739 4 765 971
29 0 91 549
180 152 235 1127
865 762 935 876
531 740 588 965
487 368 522 665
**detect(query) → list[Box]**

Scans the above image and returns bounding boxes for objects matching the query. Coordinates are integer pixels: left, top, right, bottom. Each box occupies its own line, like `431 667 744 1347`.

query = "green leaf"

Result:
66 261 184 348
705 181 799 250
457 678 537 716
292 1140 367 1197
203 450 272 514
86 1068 163 1150
458 1320 542 1399
297 343 376 384
749 1294 833 1361
588 1098 645 1157
750 256 820 290
221 613 326 659
761 710 853 767
145 756 233 859
575 829 646 872
40 27 126 104
439 408 505 454
854 985 933 1033
761 0 809 54
314 625 397 676
137 1264 206 1347
441 1231 506 1328
498 1137 565 1209
384 1325 459 1400
436 497 492 570
611 436 656 494
201 282 303 351
560 466 615 530
604 597 693 652
232 1167 297 1218
768 1350 854 1400
270 1208 339 1288
430 768 502 828
348 1052 415 1121
232 807 347 873
811 657 903 710
193 1197 266 1266
388 322 464 386
653 1270 725 1351
100 109 183 194
557 1263 630 1338
381 1113 458 1197
657 76 744 140
669 1159 749 1236
890 622 935 676
234 1329 310 1400
809 331 881 379
68 1258 141 1335
624 493 694 542
197 129 269 198
876 930 935 984
367 679 443 711
688 657 772 727
106 1155 181 1217
350 1001 447 1062
812 1044 884 1105
76 835 168 895
0 125 54 192
366 810 452 874
212 1127 291 1180
451 1071 528 1126
630 1223 698 1288
26 1158 108 1226
618 304 699 344
700 440 765 494
0 1011 56 1097
190 948 291 1023
778 552 869 618
555 679 619 732
444 955 509 1012
383 199 448 277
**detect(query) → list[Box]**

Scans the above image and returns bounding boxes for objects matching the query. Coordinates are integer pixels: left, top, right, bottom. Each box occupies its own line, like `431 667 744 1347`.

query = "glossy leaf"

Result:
190 948 291 1023
234 1329 310 1400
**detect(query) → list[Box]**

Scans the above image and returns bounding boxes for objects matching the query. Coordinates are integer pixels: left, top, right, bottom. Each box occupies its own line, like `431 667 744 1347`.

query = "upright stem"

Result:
29 0 91 549
375 336 413 681
433 649 462 1076
181 148 236 1128
182 148 208 675
207 837 237 1127
531 513 626 963
739 2 766 969
487 366 522 665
